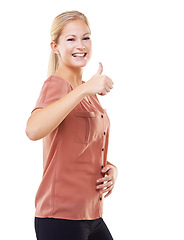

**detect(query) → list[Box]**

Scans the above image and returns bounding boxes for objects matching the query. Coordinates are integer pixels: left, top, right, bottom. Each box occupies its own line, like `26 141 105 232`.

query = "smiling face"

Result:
55 19 92 69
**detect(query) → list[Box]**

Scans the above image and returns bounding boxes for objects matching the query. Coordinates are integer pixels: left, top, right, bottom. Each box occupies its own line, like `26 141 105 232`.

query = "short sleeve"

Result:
32 76 71 113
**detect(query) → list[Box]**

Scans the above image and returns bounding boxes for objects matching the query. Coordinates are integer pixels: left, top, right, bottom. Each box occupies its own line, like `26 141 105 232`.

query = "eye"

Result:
67 38 75 42
83 37 90 41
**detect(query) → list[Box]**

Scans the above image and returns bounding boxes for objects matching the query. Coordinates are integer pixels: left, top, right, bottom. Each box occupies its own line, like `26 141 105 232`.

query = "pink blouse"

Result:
32 75 110 220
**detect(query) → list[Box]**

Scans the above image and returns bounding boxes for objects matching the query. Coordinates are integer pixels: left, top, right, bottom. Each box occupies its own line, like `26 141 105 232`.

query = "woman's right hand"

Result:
84 62 114 96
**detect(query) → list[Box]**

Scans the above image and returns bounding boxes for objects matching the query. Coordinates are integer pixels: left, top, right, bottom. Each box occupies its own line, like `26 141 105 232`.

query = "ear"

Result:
50 41 60 55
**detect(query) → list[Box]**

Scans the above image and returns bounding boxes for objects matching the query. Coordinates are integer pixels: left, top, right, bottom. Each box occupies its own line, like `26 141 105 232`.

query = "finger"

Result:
103 180 113 189
106 84 113 91
104 189 113 198
96 62 103 75
100 185 114 195
96 180 113 190
105 86 112 93
104 84 112 93
106 77 114 89
96 176 111 183
109 77 114 85
98 87 111 95
96 184 104 190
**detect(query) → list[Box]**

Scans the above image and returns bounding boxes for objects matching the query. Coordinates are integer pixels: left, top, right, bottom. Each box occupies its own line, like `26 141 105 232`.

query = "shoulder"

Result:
41 75 71 94
45 75 71 88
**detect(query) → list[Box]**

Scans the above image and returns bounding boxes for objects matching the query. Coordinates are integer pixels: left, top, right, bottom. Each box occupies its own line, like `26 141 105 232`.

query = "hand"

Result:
96 164 118 198
84 62 114 96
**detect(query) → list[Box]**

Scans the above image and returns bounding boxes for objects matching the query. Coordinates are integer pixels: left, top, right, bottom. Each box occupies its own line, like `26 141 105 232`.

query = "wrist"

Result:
77 82 88 98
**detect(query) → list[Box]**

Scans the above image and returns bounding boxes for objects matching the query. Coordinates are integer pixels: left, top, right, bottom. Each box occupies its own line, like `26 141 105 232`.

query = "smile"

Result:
72 53 87 57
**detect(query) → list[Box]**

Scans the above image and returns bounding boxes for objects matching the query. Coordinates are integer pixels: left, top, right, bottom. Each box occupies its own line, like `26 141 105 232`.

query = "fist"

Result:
84 62 114 96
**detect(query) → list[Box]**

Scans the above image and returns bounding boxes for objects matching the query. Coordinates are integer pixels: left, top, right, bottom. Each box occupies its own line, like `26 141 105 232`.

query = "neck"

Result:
55 63 83 88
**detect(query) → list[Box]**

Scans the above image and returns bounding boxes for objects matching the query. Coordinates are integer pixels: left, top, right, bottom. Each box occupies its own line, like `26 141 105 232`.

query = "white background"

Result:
0 0 184 239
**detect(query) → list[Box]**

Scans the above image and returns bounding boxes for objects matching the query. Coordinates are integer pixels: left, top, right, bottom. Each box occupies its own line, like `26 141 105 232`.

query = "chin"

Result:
71 60 89 68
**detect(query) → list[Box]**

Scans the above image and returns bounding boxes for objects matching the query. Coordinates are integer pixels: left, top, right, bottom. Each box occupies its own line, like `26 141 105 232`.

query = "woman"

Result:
26 10 118 240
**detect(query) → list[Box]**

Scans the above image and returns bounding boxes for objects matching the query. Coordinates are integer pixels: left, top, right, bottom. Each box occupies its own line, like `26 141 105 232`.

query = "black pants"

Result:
35 217 114 240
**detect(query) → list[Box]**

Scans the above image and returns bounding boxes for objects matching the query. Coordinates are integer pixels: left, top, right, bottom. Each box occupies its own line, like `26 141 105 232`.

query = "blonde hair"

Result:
47 10 91 78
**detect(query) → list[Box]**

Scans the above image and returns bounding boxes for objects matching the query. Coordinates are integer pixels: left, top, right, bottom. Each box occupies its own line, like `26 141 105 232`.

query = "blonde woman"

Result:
26 11 118 240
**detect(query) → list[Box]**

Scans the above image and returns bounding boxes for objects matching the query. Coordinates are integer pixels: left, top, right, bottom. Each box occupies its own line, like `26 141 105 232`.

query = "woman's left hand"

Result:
96 164 118 198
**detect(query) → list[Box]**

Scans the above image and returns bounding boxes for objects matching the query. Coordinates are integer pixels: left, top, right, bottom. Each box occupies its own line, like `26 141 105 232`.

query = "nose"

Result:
76 40 86 51
77 46 86 50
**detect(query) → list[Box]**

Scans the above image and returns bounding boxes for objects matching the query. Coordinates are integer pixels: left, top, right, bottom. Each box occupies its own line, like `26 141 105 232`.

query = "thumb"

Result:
96 62 103 75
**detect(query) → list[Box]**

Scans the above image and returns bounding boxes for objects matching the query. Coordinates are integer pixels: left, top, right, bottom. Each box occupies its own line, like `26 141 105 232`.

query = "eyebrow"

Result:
66 32 91 38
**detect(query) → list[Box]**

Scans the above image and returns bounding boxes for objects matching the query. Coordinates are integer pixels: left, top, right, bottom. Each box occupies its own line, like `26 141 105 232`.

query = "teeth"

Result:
72 53 86 57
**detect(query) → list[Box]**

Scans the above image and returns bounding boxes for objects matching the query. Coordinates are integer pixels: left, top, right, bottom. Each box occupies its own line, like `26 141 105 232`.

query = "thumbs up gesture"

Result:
84 62 114 96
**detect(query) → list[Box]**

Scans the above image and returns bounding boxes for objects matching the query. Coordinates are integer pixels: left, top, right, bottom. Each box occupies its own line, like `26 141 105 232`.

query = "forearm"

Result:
26 84 86 141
